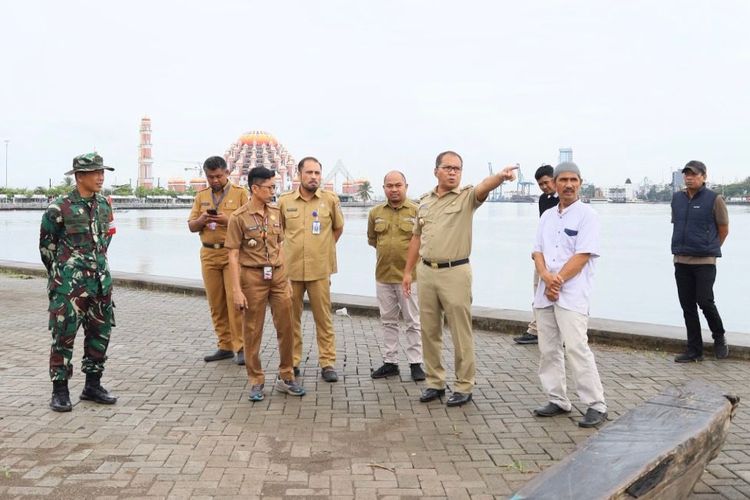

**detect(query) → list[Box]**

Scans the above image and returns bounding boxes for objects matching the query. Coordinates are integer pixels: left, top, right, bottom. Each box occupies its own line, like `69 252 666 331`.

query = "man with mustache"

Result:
279 157 344 382
531 161 607 428
40 153 118 412
671 160 730 362
188 156 249 365
402 151 517 407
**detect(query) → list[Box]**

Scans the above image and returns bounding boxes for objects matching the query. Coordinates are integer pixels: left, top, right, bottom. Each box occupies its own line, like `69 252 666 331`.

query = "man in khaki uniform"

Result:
279 157 344 382
226 166 305 402
188 156 249 364
367 171 424 381
403 151 517 407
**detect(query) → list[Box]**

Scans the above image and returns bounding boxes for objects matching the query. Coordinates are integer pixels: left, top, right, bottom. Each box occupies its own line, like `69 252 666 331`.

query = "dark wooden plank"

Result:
511 380 740 500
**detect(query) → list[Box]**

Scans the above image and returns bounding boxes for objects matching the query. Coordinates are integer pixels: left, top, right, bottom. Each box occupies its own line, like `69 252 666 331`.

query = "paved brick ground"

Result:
0 272 748 499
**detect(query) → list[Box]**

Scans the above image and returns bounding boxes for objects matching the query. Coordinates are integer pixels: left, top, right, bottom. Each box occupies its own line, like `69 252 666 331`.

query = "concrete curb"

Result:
2 259 747 360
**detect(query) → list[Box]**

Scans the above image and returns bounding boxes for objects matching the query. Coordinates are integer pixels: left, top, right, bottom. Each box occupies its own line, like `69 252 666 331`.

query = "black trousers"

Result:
674 263 725 355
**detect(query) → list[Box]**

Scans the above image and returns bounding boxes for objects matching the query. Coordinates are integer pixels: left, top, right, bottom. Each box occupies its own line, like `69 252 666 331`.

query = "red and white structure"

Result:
224 131 296 192
138 116 154 189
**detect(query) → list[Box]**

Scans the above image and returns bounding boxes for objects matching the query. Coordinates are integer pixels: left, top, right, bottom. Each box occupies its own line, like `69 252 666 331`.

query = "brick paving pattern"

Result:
0 272 748 499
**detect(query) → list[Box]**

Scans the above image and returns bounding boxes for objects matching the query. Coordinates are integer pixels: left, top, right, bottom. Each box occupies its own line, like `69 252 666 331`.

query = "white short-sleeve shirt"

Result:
533 199 600 315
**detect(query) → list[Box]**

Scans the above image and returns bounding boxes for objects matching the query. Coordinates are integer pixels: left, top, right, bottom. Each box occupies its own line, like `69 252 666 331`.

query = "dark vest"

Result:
671 186 721 257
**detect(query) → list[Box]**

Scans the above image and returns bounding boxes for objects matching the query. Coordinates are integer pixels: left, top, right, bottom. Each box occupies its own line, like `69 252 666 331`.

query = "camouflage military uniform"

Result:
40 189 115 381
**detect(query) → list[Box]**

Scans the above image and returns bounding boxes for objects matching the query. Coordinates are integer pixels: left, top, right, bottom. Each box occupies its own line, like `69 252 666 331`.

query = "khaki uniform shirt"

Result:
225 203 284 267
188 182 249 246
414 185 482 262
367 200 418 283
673 193 729 265
278 188 344 281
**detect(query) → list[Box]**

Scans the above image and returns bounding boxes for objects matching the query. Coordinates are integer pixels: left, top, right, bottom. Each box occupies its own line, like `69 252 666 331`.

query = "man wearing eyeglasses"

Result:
279 157 345 383
226 167 305 402
402 151 517 407
188 156 249 365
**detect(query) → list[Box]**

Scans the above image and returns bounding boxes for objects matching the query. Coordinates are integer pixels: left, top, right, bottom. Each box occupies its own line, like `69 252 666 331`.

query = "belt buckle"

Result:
430 262 438 269
212 243 221 249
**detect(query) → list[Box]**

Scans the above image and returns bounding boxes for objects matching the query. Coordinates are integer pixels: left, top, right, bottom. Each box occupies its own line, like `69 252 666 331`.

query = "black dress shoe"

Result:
371 363 399 379
50 381 72 412
714 337 729 359
578 408 608 428
419 388 445 402
410 363 426 381
204 349 234 362
513 332 539 344
446 392 472 407
674 352 704 363
235 350 245 365
533 402 571 417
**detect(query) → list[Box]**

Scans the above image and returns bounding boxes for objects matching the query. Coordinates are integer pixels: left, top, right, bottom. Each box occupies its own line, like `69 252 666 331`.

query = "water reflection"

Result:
1 206 748 332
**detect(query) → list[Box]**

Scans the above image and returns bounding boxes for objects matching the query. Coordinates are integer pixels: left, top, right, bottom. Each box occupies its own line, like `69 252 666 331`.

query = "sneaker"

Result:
248 384 264 402
674 352 704 363
371 363 399 379
321 366 339 383
513 332 539 344
714 337 729 359
409 363 426 381
275 378 306 396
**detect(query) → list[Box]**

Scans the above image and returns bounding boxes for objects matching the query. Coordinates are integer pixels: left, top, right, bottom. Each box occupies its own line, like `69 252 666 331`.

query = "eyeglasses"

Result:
438 166 462 173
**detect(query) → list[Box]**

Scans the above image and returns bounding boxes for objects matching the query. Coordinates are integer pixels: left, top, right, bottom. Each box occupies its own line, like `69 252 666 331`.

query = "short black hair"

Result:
203 156 227 171
535 164 554 180
435 151 463 168
248 166 275 187
297 156 322 173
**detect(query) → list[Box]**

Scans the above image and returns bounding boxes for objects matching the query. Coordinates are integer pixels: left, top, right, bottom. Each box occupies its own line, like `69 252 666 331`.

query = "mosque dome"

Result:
238 131 279 147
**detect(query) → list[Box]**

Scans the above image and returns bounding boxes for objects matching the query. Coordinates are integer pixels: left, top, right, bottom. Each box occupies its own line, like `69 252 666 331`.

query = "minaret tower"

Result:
138 116 154 188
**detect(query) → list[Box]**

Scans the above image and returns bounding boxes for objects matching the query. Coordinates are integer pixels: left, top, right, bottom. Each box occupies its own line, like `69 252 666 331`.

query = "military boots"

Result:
80 373 117 405
50 380 72 412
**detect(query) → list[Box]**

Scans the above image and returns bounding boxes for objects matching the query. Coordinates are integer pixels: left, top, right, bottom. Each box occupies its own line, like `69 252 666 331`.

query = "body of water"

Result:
1 203 748 333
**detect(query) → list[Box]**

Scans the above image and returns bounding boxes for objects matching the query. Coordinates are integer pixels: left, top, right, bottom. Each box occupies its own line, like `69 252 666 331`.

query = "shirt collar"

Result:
293 187 322 200
557 199 581 215
431 185 461 197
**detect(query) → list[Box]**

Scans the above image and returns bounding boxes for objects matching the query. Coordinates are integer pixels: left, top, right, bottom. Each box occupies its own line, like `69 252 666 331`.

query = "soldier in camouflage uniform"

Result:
40 153 118 412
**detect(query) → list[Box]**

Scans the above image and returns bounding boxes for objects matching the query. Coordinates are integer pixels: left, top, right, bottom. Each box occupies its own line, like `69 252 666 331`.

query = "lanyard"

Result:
251 213 270 263
211 184 229 210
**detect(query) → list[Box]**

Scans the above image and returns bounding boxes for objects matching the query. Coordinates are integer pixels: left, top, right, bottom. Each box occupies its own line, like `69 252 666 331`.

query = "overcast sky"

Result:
2 0 748 195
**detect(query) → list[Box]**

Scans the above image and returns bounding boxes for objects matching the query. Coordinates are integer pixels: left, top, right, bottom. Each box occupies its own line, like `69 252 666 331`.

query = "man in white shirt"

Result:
531 162 607 428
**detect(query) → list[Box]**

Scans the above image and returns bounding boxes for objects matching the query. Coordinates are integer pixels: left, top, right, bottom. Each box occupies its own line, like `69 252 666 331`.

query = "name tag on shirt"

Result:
312 221 321 235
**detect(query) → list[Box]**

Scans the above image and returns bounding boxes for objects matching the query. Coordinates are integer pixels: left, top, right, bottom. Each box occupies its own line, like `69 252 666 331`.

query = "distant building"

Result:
224 131 295 192
138 116 154 189
167 178 187 193
559 147 573 164
609 178 635 202
672 170 685 192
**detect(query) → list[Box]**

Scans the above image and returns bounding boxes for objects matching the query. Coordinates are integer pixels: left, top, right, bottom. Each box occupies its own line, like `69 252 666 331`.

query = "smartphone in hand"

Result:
206 209 218 216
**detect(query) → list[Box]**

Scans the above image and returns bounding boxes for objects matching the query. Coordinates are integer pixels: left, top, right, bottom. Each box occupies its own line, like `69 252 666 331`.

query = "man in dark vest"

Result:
671 160 729 363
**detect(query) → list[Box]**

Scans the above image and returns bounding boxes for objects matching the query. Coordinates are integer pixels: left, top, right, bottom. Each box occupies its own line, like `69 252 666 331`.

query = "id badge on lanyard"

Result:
263 266 273 280
312 210 321 235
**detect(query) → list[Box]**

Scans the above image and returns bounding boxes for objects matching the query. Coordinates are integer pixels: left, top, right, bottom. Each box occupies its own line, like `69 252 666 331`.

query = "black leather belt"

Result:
422 258 469 269
203 242 225 249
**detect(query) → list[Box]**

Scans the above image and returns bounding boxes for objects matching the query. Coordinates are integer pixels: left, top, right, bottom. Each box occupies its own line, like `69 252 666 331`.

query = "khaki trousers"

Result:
527 268 540 335
418 263 475 394
291 278 336 368
200 247 243 352
240 266 295 385
535 304 606 413
376 282 422 364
